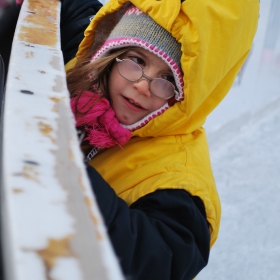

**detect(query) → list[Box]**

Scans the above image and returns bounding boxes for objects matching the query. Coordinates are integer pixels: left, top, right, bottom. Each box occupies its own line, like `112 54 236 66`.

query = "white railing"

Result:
0 0 123 279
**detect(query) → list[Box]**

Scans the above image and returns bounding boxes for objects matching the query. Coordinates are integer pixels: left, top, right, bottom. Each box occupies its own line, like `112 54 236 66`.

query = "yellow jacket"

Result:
66 0 259 248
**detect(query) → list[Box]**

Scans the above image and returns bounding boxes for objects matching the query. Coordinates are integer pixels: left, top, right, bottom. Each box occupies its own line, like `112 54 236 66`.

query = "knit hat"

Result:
92 5 184 131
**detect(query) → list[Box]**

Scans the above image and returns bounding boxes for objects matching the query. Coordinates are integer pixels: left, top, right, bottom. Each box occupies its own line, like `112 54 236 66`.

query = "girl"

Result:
64 0 259 279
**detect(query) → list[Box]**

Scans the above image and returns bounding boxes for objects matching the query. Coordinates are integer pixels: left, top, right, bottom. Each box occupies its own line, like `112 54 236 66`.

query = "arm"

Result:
86 165 210 280
60 0 102 64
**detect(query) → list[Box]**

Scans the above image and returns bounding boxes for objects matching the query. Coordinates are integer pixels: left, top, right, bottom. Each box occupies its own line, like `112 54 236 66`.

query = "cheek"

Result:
150 98 167 111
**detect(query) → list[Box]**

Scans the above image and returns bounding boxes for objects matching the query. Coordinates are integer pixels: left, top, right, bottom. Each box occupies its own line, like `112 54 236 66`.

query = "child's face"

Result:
108 48 175 125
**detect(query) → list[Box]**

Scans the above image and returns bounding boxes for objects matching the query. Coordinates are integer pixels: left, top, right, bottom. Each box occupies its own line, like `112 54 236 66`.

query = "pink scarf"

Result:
71 91 131 150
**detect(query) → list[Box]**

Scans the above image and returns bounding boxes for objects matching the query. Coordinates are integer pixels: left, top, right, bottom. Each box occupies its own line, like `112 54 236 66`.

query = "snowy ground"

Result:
197 0 280 278
198 91 280 280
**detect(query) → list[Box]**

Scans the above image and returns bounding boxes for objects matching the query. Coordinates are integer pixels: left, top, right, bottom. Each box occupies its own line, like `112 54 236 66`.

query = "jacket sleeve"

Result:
86 164 210 280
60 0 102 64
0 1 21 78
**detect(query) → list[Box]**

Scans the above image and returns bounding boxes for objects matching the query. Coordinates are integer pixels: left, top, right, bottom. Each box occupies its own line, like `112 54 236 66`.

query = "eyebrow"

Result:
127 49 149 61
138 50 173 73
133 49 148 58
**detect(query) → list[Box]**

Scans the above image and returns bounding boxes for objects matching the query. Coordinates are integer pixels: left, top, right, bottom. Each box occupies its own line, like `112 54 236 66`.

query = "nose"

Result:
133 77 152 98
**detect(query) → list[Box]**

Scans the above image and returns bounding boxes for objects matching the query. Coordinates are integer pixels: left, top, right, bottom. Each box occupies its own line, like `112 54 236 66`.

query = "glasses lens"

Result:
118 59 142 81
151 78 175 99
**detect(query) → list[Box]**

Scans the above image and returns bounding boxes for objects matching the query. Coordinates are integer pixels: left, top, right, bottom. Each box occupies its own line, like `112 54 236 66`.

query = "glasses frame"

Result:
115 57 178 100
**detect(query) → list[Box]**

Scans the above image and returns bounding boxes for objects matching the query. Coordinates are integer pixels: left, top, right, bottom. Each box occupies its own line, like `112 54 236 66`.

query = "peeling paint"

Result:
84 196 99 227
18 26 57 47
37 236 74 278
25 51 34 58
84 196 103 241
52 106 58 113
13 189 24 194
49 97 63 103
38 121 55 143
78 167 86 191
69 148 75 161
13 165 40 183
18 0 59 47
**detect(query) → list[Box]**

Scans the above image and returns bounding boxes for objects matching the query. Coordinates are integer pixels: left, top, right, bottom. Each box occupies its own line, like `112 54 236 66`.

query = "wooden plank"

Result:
0 1 124 279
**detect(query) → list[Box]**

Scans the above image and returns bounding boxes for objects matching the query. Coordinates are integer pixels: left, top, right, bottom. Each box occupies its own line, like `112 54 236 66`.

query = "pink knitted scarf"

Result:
71 91 131 150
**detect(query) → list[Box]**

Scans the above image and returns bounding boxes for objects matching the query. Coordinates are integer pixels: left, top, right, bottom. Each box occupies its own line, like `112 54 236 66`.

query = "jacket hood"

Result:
67 0 259 138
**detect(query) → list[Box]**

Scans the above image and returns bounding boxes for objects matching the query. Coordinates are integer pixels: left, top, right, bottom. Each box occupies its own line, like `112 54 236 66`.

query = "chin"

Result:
116 114 137 126
120 120 135 126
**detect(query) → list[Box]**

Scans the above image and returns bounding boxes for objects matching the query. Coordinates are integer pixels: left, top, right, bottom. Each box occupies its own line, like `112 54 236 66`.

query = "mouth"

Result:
123 96 146 111
127 98 143 108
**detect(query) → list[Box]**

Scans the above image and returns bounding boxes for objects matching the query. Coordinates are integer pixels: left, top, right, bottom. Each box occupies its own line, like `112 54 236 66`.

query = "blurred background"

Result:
198 0 280 279
204 0 280 133
1 0 279 279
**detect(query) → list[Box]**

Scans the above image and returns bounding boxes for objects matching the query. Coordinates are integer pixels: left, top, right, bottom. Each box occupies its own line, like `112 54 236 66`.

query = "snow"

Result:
198 96 280 279
197 0 280 278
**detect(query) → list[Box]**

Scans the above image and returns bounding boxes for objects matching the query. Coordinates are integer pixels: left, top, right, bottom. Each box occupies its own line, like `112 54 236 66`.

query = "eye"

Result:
161 74 175 84
129 56 146 67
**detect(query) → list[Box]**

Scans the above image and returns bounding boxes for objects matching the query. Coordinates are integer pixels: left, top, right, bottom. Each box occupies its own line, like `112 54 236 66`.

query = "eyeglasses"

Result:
116 58 178 100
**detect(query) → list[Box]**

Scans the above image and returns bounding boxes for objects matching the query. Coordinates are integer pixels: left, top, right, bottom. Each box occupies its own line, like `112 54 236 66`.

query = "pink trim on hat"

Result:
125 6 144 15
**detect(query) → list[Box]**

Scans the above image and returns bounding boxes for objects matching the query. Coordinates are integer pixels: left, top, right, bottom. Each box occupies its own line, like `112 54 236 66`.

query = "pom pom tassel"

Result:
71 91 131 150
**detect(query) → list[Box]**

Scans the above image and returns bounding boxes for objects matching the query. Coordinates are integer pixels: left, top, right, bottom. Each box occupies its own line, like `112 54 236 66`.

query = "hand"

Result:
15 0 23 5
